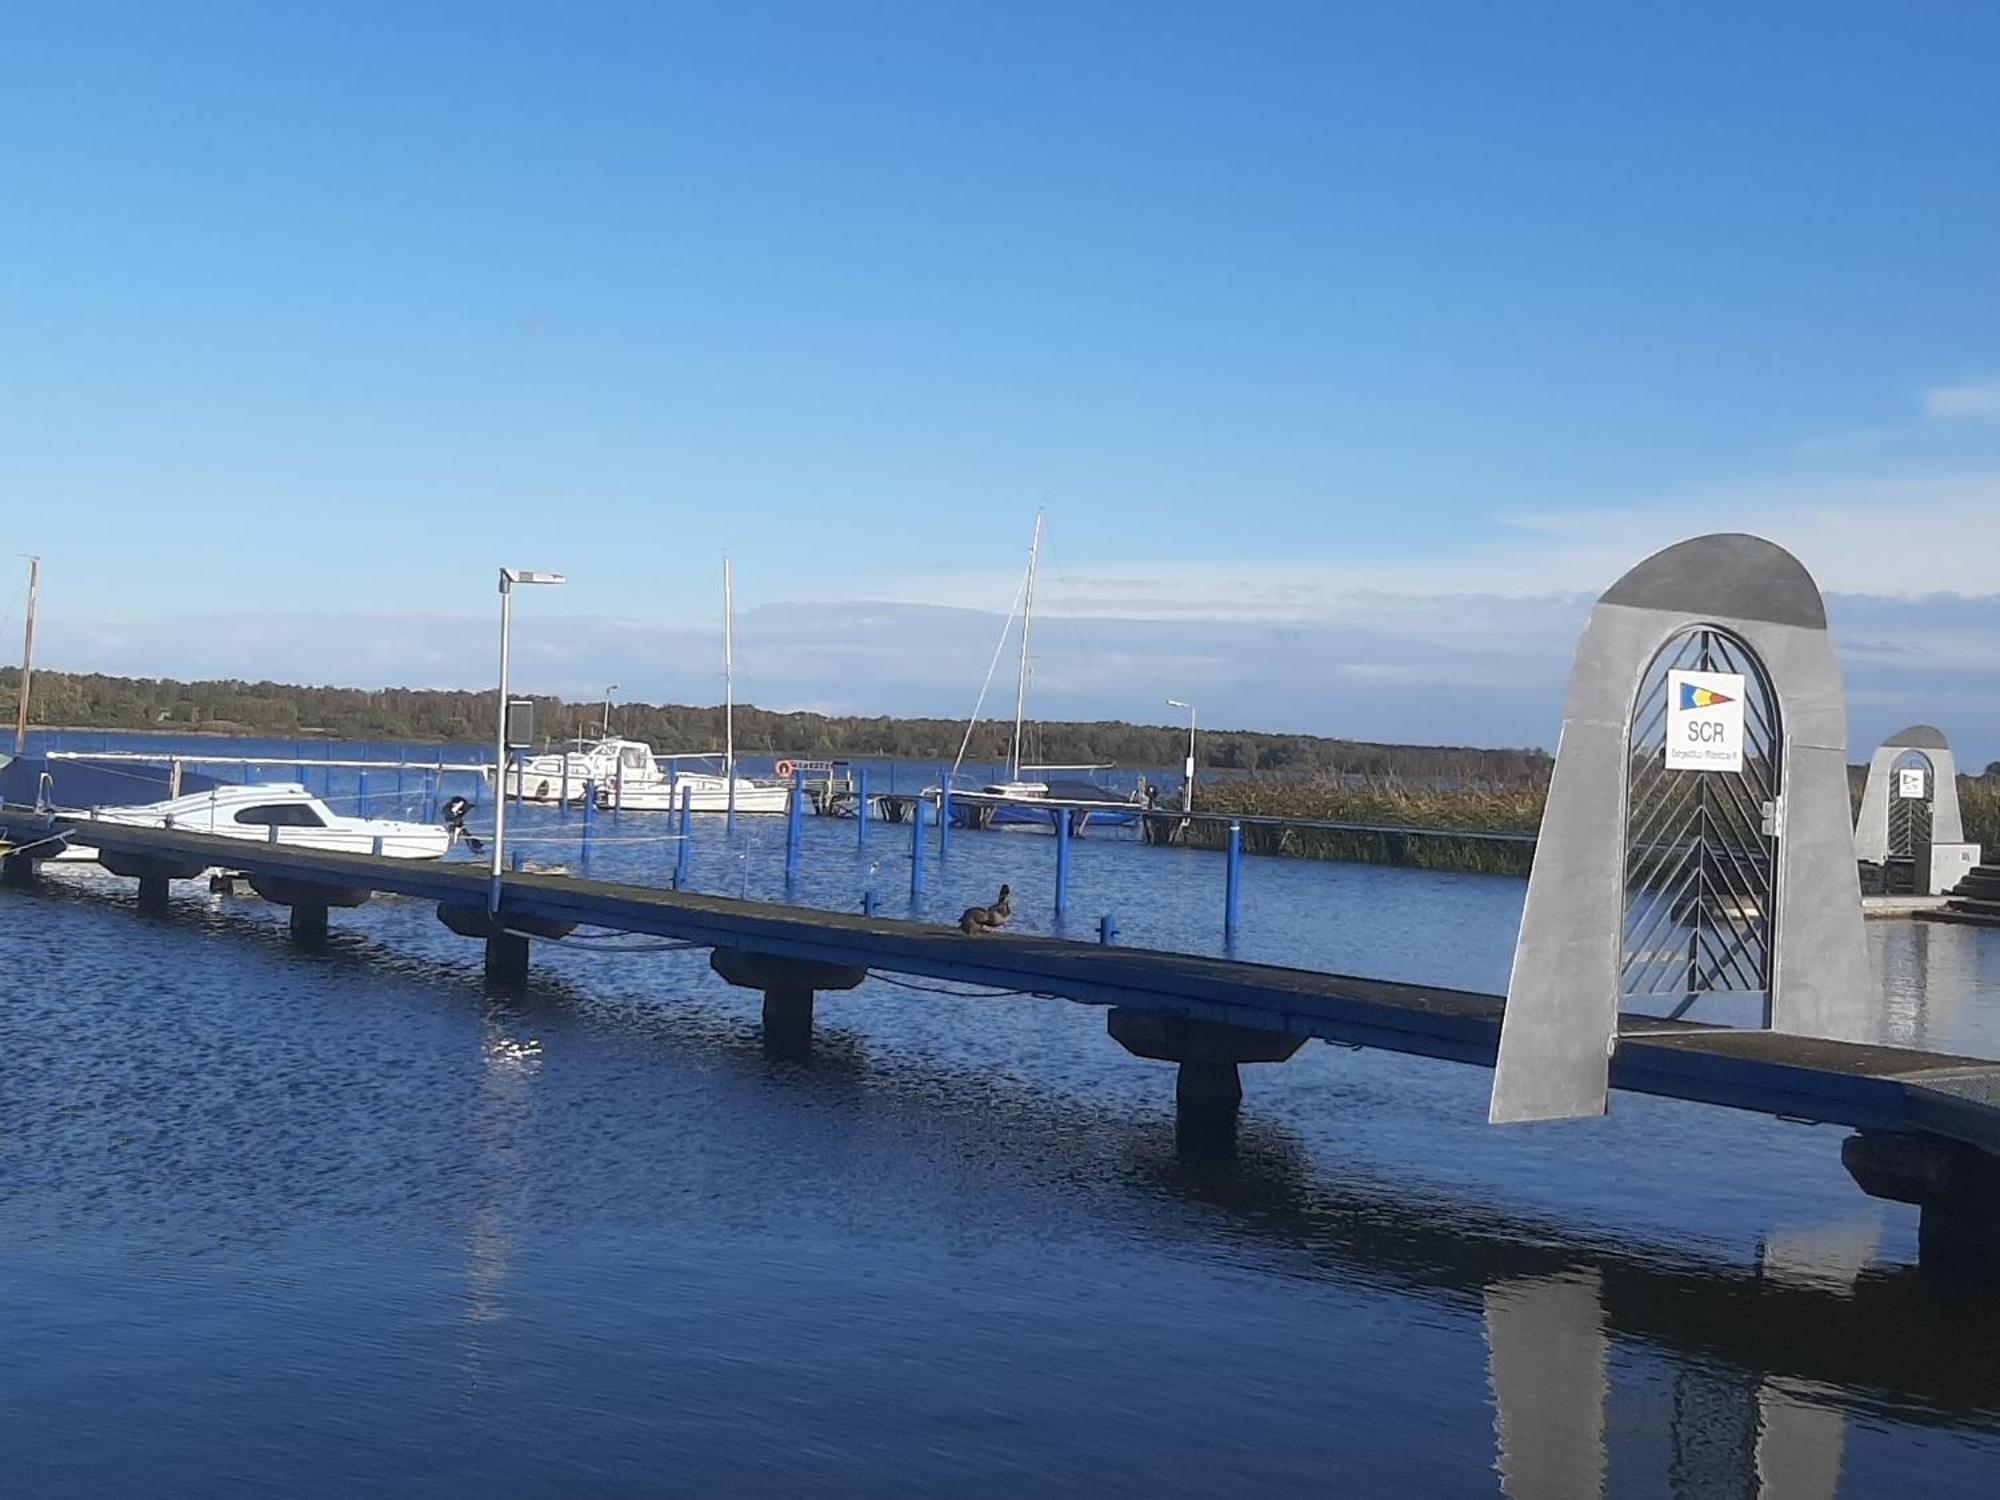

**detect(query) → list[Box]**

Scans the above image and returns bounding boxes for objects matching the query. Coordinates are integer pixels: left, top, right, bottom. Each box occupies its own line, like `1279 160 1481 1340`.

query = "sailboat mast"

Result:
1009 512 1043 781
14 555 38 755
723 556 735 778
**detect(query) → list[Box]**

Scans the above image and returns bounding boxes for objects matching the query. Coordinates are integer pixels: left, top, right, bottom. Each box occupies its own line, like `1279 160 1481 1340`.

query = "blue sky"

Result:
4 3 1999 756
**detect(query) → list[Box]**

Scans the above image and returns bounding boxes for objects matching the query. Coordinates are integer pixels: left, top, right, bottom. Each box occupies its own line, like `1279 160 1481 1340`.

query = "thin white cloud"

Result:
1924 377 2000 424
845 471 2000 620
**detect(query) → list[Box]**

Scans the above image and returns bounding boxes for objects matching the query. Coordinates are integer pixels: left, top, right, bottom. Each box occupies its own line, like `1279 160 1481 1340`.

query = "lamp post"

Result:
491 567 567 913
602 684 618 736
1167 698 1197 814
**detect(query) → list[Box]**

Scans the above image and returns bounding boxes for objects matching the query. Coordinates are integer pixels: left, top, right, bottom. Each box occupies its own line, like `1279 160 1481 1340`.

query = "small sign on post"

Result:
1897 767 1927 800
1665 670 1745 772
505 699 535 750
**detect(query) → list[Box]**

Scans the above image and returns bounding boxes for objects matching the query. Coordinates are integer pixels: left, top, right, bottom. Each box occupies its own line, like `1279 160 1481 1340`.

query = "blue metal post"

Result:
856 766 871 845
725 765 736 840
785 769 804 888
1225 820 1243 944
674 784 692 889
581 780 597 867
613 769 624 814
862 889 878 918
1055 809 1071 920
358 768 370 814
511 750 523 809
938 767 953 857
560 751 570 812
910 795 928 897
1099 914 1119 945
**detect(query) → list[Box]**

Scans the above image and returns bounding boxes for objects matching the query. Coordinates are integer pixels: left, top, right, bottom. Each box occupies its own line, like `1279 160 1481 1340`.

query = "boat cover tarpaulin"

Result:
0 755 227 811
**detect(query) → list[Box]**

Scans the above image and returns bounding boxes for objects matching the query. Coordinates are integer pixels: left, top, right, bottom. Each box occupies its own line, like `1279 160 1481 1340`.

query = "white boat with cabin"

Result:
47 782 454 861
499 736 789 814
601 756 790 814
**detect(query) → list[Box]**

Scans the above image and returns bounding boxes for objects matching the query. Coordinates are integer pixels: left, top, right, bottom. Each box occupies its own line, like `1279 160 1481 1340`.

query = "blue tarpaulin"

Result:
0 755 226 811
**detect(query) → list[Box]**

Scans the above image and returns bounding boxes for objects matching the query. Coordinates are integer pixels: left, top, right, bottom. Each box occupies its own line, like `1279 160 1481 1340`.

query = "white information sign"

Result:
1898 767 1927 800
1665 669 1745 772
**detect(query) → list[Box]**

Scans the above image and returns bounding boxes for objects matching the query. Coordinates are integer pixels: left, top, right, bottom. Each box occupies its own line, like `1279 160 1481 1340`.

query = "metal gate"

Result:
1621 628 1781 1023
1886 751 1934 860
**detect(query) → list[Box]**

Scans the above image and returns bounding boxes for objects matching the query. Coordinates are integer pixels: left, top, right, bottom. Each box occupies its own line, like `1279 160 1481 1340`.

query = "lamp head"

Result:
500 567 567 591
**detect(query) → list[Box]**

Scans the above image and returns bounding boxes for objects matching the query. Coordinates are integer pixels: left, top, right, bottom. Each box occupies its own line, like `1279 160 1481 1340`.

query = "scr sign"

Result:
1665 670 1745 773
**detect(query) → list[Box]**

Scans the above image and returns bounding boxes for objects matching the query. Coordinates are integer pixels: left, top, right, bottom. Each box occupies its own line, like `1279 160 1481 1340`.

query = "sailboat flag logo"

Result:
1679 682 1734 711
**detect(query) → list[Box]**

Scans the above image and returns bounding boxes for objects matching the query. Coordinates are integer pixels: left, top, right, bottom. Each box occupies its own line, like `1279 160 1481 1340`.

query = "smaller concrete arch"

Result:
1854 725 1963 865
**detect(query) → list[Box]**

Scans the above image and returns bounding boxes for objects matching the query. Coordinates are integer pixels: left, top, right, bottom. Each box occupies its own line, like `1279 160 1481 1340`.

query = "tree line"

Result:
0 666 1553 783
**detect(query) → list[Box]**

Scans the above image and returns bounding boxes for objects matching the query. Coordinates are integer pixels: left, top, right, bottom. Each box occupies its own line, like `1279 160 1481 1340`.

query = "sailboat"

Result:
946 514 1143 832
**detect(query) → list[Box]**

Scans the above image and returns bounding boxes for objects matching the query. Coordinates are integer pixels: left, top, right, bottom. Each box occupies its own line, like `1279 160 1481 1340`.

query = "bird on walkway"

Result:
959 884 1013 935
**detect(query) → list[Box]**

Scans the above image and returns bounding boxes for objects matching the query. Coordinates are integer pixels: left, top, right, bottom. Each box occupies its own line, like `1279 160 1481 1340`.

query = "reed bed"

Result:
1959 781 2000 853
1185 772 2000 878
1182 776 1546 876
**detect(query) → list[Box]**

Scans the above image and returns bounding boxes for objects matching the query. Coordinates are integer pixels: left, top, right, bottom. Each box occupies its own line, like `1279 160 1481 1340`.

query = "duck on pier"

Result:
959 884 1013 935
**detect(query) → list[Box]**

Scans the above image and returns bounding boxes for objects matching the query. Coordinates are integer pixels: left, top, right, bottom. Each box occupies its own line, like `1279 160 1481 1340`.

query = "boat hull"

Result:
603 775 791 814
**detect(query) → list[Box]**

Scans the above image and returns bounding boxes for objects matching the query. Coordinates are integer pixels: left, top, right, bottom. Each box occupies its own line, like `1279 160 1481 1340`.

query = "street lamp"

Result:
1167 698 1197 814
492 567 567 913
602 684 619 736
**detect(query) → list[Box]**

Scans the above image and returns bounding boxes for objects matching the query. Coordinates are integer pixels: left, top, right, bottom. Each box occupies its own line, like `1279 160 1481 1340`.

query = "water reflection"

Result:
1486 1271 1607 1497
460 997 544 1398
1138 1125 2000 1473
1475 1223 1882 1498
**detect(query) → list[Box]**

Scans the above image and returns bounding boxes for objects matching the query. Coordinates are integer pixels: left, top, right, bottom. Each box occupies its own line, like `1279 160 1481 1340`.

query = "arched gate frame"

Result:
1492 535 1870 1125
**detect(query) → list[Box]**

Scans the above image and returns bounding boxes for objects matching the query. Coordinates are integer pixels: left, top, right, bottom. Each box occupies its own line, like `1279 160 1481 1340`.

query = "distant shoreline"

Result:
3 665 1553 782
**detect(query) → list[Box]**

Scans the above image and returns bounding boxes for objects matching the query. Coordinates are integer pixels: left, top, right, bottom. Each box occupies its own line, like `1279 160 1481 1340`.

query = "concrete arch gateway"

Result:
1490 534 1872 1125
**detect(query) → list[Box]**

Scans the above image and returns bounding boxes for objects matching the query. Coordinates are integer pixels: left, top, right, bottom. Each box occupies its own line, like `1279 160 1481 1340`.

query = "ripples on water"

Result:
5 749 2000 1493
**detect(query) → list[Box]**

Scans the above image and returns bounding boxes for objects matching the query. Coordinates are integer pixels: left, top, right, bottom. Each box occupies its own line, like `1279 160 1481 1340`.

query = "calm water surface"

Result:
5 736 2000 1494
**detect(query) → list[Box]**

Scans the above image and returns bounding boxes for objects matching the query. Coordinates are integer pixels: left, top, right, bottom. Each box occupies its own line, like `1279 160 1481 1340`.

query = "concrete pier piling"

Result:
137 875 170 913
1843 1132 2000 1274
1106 1008 1303 1155
485 931 530 986
288 904 329 947
760 985 815 1056
436 903 575 988
709 948 867 1057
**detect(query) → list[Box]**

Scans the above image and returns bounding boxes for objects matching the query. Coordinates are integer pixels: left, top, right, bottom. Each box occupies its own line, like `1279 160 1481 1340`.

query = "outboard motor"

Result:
440 795 484 854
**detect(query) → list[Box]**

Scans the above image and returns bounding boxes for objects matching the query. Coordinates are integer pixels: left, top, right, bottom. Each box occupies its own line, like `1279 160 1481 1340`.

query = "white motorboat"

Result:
501 737 650 804
498 734 790 814
47 782 454 862
602 758 791 814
